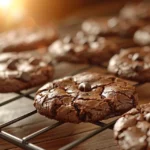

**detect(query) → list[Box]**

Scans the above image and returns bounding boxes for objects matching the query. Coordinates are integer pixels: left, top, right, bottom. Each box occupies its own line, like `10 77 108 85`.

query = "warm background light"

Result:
0 0 27 31
0 0 12 9
0 0 143 32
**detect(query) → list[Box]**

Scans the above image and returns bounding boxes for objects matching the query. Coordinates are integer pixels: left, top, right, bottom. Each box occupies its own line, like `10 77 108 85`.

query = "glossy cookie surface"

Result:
34 72 138 123
108 47 150 82
0 52 54 92
114 103 150 150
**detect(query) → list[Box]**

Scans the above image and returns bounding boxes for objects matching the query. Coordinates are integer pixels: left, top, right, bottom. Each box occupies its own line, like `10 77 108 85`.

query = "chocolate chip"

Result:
19 72 31 81
88 35 98 42
132 53 144 61
6 71 19 78
48 60 53 65
63 44 73 53
80 39 89 45
63 36 73 43
76 31 85 39
29 57 41 65
78 82 91 92
108 17 118 28
128 54 133 59
133 64 143 72
7 59 18 70
74 46 85 53
145 113 150 122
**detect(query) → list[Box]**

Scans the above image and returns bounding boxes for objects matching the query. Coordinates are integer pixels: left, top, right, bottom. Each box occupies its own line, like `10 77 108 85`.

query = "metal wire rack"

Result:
0 62 144 150
0 14 147 149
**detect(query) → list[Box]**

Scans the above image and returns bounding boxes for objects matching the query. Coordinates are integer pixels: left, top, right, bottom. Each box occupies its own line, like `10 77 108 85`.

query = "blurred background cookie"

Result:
120 2 150 22
81 16 146 37
49 33 120 65
0 26 58 52
108 47 150 82
134 25 150 46
0 52 54 92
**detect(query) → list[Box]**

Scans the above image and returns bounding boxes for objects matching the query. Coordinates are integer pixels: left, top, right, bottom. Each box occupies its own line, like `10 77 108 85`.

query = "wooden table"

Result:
0 2 150 150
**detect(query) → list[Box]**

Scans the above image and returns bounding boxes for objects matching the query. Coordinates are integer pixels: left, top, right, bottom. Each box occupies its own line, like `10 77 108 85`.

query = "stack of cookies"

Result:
1 2 150 150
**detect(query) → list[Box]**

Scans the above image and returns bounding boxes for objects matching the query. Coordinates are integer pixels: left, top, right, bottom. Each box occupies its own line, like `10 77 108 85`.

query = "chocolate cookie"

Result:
48 32 120 65
34 72 138 123
120 2 150 21
114 103 150 150
0 52 54 92
134 25 150 46
108 36 137 49
81 17 145 37
108 47 150 82
0 26 58 52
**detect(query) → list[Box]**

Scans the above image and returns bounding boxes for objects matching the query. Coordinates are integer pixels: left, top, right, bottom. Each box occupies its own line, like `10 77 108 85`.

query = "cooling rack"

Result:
0 15 147 150
0 62 144 150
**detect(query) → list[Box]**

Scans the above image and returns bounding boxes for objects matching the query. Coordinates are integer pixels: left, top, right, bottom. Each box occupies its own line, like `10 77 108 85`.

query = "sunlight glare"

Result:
0 0 12 9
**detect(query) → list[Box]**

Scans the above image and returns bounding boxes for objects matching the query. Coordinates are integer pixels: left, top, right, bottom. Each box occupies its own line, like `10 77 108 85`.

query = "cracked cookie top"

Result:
0 26 57 52
48 32 119 65
114 103 150 150
120 2 150 21
0 52 54 92
108 46 150 82
134 25 150 46
81 17 145 37
34 72 138 123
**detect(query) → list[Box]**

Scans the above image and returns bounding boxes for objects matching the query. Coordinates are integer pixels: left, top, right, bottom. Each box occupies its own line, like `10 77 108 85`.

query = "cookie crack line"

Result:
108 46 150 82
48 31 122 65
114 102 150 150
71 92 81 121
0 52 54 92
34 72 138 123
